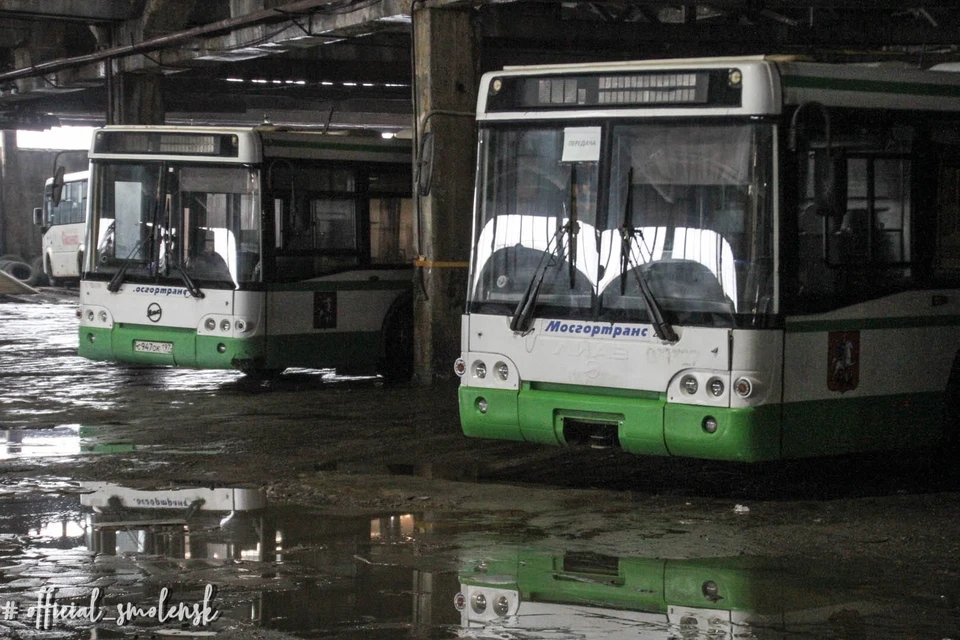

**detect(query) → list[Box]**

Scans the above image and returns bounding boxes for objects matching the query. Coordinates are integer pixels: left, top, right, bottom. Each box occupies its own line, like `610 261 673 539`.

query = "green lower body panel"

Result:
78 324 265 369
459 383 782 462
78 324 380 372
782 391 944 458
664 403 781 462
263 331 379 372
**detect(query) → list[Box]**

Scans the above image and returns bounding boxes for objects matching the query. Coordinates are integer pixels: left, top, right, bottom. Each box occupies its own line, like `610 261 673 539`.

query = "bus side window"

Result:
370 197 413 265
936 162 960 273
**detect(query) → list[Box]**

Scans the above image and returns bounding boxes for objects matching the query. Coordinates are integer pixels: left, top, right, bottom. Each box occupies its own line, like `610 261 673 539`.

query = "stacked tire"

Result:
0 254 47 287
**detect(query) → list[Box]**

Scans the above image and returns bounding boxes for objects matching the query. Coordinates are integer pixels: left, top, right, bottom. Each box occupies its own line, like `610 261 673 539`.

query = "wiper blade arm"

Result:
170 263 204 299
618 168 677 343
510 221 571 334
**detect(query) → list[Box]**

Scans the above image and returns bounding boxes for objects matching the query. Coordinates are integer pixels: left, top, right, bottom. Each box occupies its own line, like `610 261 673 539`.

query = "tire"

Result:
378 293 414 382
1 260 34 282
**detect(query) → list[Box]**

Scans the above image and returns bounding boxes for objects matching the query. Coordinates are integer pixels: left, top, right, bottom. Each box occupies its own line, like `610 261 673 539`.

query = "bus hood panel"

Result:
81 281 235 329
465 314 730 392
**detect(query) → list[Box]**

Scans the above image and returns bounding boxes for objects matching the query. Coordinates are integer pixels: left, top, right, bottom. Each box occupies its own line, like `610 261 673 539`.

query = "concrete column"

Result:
412 6 478 384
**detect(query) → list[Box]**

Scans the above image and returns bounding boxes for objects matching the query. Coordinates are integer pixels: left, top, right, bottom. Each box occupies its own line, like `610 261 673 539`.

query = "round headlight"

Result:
472 593 487 614
708 378 724 397
495 362 509 381
494 595 510 617
681 375 698 395
205 318 216 331
217 343 227 354
86 309 95 321
476 397 488 414
220 319 231 332
454 358 466 377
702 416 718 434
98 310 108 323
473 361 487 379
734 377 753 398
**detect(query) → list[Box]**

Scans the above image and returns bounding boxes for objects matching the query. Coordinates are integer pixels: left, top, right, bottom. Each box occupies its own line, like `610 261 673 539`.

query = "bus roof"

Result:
87 125 410 165
478 55 960 120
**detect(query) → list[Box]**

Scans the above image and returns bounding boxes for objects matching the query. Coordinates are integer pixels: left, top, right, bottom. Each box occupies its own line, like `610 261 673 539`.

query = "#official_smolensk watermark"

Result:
0 584 220 630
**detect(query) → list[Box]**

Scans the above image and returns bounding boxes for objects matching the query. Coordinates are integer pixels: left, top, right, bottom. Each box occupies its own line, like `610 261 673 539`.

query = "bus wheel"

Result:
378 295 414 382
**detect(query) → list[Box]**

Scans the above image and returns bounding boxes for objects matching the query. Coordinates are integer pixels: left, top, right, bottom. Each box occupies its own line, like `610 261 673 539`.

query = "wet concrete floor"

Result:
0 290 958 638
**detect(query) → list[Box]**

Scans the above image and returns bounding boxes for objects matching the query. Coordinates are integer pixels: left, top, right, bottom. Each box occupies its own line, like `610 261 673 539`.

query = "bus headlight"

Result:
493 595 510 617
681 375 698 395
98 311 108 323
473 361 487 379
220 319 231 332
472 593 487 614
707 378 725 397
734 377 753 398
495 361 509 381
86 309 95 322
205 318 216 331
476 397 488 413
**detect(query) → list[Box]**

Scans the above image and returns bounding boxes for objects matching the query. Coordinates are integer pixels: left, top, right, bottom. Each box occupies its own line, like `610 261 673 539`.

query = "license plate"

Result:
134 340 173 355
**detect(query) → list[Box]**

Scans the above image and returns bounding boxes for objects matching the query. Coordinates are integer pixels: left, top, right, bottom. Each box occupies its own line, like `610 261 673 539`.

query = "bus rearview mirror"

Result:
51 165 66 207
814 149 847 219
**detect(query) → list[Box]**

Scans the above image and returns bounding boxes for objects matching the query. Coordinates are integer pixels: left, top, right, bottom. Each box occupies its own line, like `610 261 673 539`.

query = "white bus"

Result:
33 170 89 285
455 55 960 461
78 125 414 377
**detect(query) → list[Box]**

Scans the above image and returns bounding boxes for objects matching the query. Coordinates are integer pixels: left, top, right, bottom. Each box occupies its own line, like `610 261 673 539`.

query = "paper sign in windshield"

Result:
561 126 601 162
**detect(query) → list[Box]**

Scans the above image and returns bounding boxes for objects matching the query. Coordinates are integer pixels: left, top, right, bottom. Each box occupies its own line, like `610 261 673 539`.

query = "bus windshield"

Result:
469 122 775 328
91 162 260 289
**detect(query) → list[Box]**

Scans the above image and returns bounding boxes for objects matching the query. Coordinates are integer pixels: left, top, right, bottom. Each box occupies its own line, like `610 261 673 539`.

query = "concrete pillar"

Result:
108 69 165 125
412 6 478 384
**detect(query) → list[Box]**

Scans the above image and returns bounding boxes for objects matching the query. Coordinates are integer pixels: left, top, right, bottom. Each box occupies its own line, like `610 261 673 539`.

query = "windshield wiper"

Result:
568 165 580 289
168 263 205 299
106 238 147 293
619 168 678 343
510 220 577 334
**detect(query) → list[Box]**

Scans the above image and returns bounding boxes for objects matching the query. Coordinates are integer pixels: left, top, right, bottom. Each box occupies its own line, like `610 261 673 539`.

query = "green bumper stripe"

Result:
782 391 944 458
266 279 412 292
78 323 264 369
786 314 960 333
459 383 782 462
782 74 960 99
79 324 380 371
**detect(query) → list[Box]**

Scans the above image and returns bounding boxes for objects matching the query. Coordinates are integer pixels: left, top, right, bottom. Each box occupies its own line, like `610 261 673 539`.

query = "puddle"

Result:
0 481 954 638
0 426 223 459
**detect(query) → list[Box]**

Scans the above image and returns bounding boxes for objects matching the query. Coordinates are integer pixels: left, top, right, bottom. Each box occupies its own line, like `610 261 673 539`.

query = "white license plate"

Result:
134 340 173 355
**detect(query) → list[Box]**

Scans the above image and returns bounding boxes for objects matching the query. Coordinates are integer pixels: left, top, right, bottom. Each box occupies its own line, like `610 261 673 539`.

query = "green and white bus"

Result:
456 549 887 637
455 55 960 461
78 125 414 377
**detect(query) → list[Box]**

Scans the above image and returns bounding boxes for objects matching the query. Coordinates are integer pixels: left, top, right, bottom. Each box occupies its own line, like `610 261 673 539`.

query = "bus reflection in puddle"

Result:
454 549 946 639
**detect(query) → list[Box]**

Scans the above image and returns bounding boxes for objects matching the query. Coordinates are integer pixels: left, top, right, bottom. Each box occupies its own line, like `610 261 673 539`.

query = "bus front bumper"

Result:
459 383 781 463
78 324 265 370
